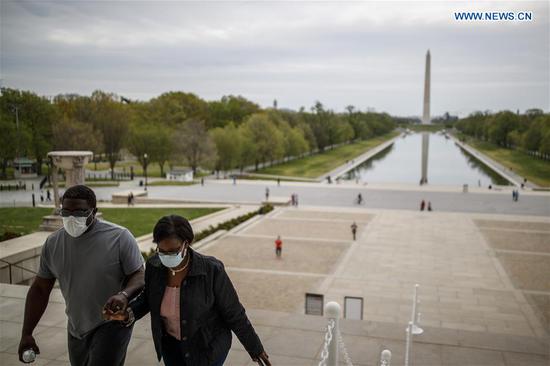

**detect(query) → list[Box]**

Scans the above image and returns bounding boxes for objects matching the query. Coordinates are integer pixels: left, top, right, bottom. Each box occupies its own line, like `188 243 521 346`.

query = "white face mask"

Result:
158 245 188 268
62 212 93 238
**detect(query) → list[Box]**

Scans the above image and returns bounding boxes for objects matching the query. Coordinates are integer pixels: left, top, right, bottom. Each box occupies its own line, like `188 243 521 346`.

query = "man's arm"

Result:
103 267 145 315
122 266 145 298
18 276 55 361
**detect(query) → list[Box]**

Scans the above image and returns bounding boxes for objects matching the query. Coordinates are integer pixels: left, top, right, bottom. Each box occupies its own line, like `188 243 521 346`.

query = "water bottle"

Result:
22 349 36 363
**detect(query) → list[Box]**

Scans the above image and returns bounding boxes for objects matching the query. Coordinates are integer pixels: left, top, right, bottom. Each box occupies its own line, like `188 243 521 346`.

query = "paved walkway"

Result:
140 180 550 217
1 205 549 365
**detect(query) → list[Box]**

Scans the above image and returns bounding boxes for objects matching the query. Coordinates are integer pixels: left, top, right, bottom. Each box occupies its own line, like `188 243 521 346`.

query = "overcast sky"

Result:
1 0 548 117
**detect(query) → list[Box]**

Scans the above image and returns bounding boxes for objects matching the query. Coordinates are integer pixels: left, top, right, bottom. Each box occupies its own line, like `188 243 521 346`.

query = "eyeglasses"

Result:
60 209 93 218
155 241 187 256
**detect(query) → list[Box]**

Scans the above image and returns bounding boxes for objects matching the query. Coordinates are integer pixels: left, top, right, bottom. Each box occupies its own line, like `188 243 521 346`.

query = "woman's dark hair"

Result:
153 215 194 244
62 185 97 208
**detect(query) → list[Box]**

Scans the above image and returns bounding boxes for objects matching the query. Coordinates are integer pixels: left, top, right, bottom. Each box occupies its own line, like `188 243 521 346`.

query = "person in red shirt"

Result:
275 235 282 258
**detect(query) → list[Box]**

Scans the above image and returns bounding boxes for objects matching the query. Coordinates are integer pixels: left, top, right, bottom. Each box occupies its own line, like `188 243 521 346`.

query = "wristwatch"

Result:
123 307 135 327
118 290 129 299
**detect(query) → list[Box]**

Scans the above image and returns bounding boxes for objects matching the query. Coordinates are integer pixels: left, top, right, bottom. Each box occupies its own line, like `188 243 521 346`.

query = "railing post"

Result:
325 301 340 366
380 349 392 366
408 284 423 335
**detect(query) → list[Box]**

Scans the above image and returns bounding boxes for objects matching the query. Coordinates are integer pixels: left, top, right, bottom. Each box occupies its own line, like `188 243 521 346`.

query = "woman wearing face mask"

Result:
105 215 270 366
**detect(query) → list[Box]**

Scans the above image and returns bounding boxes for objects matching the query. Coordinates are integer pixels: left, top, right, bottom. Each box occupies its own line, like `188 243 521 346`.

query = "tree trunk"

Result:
159 162 165 177
36 157 43 175
1 159 7 179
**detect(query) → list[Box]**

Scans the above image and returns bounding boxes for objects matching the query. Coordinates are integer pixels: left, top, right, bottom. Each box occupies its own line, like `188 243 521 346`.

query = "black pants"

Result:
68 321 133 366
161 334 228 366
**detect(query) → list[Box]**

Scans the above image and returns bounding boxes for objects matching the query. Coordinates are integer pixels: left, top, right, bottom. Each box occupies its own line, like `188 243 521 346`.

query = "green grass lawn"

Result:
465 139 550 187
100 208 221 237
258 131 400 178
0 208 52 238
0 207 221 241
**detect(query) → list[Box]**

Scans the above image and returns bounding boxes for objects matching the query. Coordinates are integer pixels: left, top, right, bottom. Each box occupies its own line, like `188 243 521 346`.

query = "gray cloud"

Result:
1 0 548 116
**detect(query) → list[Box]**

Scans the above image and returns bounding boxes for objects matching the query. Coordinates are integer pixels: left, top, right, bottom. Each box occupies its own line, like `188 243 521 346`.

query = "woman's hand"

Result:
253 351 271 366
102 308 129 321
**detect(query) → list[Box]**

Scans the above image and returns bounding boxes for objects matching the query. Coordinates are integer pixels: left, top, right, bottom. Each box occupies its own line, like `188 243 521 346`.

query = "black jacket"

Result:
129 249 264 365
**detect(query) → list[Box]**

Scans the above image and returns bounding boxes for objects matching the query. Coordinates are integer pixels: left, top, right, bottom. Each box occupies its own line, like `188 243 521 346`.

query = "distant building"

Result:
13 158 38 179
166 169 194 182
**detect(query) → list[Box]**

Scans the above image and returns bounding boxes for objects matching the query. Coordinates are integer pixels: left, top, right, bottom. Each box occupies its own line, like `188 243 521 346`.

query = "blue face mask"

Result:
158 245 188 268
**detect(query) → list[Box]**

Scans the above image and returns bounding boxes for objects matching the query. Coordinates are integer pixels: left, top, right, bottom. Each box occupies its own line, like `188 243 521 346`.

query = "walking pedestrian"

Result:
265 187 270 202
40 192 44 203
201 177 204 186
515 189 519 202
351 222 358 241
104 215 270 366
427 202 432 211
277 178 280 186
18 185 145 365
294 193 299 207
356 193 363 205
512 190 516 201
46 189 51 201
420 200 425 211
275 235 283 258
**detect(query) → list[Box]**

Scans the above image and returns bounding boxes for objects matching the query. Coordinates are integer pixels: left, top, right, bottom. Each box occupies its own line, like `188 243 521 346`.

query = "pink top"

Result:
160 286 181 340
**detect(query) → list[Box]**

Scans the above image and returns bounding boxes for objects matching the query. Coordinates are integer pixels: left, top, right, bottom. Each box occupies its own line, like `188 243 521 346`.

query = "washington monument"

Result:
420 50 431 185
422 49 431 125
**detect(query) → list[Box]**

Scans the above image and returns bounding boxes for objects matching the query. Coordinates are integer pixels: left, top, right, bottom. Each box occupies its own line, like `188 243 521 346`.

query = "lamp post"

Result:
143 153 148 191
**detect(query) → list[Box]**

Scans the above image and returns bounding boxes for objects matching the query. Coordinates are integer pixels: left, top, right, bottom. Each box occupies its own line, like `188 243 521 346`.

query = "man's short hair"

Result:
62 185 97 208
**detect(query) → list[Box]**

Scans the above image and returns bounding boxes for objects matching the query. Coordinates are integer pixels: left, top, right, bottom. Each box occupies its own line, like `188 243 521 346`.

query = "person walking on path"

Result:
427 201 432 211
105 215 271 366
265 187 270 202
46 189 51 202
351 222 358 241
356 193 363 205
275 235 283 258
420 200 425 211
277 178 280 186
18 185 145 365
201 177 204 186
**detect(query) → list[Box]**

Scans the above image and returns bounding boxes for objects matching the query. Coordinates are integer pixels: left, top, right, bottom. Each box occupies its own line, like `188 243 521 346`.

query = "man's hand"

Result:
18 334 40 362
103 293 128 316
102 308 129 321
253 351 271 366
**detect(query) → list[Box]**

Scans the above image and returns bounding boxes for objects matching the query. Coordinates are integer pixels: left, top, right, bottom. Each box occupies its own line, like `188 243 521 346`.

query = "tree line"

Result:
455 109 550 160
0 88 397 179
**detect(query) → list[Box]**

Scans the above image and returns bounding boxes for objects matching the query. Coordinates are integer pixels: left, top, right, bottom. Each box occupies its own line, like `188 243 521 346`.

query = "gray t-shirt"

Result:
38 219 144 338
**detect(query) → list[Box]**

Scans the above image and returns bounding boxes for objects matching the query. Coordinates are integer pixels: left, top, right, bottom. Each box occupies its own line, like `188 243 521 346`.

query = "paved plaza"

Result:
3 179 550 218
1 202 549 365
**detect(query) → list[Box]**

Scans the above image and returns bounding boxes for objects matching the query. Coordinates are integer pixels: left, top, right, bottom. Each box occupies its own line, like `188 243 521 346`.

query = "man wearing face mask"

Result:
18 185 145 365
